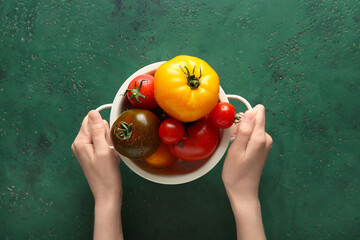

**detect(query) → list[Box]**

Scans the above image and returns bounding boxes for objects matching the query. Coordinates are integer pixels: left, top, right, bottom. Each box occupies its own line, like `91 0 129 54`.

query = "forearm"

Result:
94 197 124 240
230 198 266 240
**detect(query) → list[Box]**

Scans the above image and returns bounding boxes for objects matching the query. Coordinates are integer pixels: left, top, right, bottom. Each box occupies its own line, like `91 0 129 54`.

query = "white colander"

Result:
96 61 252 185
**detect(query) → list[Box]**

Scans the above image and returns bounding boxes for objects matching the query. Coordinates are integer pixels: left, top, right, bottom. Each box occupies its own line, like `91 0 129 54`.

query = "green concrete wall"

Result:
1 0 359 239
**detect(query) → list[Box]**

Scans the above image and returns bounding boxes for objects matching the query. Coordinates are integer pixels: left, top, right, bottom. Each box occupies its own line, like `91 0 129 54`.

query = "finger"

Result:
88 110 109 153
230 123 238 139
71 142 77 156
103 120 113 146
111 149 121 165
265 133 273 150
72 141 93 160
102 120 120 164
232 109 256 152
74 115 91 144
252 104 266 136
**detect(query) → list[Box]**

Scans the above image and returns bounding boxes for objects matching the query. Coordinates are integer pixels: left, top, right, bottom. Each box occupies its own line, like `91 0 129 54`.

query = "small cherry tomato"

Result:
159 118 185 144
145 142 178 168
209 102 236 129
125 74 158 109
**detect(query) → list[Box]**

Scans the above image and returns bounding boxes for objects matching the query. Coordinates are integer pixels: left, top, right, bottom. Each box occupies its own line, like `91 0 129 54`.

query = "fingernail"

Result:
89 110 102 122
243 110 254 121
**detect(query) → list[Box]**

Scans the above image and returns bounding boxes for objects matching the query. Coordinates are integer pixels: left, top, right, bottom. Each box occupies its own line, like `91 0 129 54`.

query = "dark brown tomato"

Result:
110 109 161 160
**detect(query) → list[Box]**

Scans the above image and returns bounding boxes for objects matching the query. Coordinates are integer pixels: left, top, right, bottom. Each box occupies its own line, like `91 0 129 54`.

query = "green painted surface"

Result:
1 0 359 239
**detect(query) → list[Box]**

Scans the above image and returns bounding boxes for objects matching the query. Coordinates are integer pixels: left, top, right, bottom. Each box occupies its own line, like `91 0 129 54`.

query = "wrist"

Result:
230 198 261 214
93 193 124 240
230 198 266 240
95 192 122 211
228 192 259 208
226 188 259 206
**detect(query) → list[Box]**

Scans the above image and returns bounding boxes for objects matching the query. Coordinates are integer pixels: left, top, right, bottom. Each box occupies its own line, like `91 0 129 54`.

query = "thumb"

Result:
232 109 256 152
88 110 109 152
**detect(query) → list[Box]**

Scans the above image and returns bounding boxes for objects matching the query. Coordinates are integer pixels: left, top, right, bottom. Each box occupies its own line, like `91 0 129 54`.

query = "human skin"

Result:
71 105 272 240
222 104 273 240
71 110 124 240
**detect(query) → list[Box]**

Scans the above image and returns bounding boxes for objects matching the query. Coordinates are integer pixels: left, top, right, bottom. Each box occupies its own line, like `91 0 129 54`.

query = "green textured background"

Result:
1 0 359 239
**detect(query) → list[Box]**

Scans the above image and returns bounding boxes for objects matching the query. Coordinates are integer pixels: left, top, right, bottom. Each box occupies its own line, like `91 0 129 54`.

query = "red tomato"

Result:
159 118 185 144
125 74 158 109
209 102 236 129
169 119 220 161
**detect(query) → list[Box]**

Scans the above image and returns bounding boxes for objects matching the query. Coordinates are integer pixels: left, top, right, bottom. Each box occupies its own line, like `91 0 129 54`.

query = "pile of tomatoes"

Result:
111 55 240 169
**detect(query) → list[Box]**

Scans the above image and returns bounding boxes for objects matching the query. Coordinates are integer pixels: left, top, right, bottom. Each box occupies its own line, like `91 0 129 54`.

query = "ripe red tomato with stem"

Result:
169 118 220 161
209 102 241 129
159 118 185 144
125 74 158 110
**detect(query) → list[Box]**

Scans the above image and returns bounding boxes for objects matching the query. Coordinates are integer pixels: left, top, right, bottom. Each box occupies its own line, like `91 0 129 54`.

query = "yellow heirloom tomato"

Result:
154 55 220 122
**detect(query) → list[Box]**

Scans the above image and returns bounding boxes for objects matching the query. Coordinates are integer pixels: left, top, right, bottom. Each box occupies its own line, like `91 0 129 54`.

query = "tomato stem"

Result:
184 127 194 141
124 80 147 103
233 112 245 124
172 141 183 149
114 121 133 140
180 65 202 89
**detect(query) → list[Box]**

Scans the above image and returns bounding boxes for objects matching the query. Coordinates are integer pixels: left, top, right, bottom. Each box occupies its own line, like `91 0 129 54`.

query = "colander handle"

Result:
96 103 113 112
226 94 252 142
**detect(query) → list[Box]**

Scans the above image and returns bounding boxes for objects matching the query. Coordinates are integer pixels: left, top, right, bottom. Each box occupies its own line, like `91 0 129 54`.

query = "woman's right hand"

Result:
222 104 273 204
222 104 272 240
